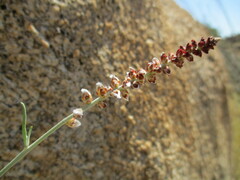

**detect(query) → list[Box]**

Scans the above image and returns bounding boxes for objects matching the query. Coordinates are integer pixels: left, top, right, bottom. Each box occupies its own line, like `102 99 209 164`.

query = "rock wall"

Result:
0 0 231 179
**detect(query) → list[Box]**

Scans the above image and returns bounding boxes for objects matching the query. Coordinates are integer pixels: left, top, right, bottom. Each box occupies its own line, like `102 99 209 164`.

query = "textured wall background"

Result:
0 0 231 179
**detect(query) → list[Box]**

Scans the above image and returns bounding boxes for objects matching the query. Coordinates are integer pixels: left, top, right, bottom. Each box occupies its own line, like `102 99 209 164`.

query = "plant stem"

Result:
20 102 28 148
0 96 103 177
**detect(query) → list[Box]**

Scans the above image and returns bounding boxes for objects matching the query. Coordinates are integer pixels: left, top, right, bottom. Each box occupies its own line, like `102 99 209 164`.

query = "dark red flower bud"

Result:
201 46 209 54
185 43 192 52
176 48 186 58
198 38 205 48
184 52 193 62
206 37 216 50
171 57 184 68
160 53 168 63
127 67 137 79
191 40 197 49
162 65 171 74
146 62 154 72
192 49 202 57
136 68 147 80
154 66 162 73
131 81 141 89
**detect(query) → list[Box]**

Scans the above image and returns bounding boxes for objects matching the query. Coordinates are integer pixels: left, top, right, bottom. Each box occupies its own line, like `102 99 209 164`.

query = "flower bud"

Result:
131 81 141 89
110 74 120 89
191 40 197 49
136 69 147 80
73 108 83 120
192 49 202 57
122 77 131 88
110 89 121 99
146 62 154 72
185 43 192 52
160 53 168 63
171 57 184 68
176 47 186 58
81 89 93 104
127 67 137 79
162 65 171 74
152 57 160 66
183 52 193 62
198 38 205 49
66 118 81 128
96 82 108 97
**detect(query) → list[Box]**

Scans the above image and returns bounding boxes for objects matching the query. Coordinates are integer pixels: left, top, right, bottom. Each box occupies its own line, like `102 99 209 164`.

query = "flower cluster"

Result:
66 108 83 128
171 36 221 68
78 37 220 110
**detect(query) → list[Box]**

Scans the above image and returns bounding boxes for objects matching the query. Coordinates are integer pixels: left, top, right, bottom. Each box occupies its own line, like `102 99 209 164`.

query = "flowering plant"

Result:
0 36 220 177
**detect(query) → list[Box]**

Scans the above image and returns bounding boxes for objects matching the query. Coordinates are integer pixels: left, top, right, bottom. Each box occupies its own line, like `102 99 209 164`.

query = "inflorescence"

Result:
67 36 221 128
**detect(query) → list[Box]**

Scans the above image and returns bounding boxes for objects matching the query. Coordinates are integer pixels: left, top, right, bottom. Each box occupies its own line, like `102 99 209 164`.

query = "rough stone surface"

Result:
219 35 240 93
0 0 231 179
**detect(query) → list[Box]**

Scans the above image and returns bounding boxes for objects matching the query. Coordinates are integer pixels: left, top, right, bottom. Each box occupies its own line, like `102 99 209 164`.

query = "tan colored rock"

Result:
0 0 231 179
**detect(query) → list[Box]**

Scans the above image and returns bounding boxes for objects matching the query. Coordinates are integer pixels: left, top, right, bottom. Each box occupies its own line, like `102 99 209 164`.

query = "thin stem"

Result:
26 126 33 147
0 96 104 177
20 102 28 148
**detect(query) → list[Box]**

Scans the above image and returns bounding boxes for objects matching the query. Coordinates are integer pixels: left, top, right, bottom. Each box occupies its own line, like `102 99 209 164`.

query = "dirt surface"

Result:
0 0 231 179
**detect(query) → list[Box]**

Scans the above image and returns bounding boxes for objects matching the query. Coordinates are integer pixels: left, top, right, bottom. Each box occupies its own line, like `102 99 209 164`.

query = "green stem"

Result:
0 96 103 177
26 126 33 147
20 102 28 148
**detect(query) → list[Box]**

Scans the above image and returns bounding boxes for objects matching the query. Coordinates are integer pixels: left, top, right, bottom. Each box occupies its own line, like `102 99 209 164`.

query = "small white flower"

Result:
81 88 91 94
111 90 121 99
73 108 83 120
126 81 131 87
96 82 104 87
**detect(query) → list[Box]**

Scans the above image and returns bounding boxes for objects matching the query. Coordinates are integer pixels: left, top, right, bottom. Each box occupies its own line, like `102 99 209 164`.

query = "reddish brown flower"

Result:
160 53 168 63
185 43 192 52
96 82 108 97
81 89 93 104
110 89 121 99
162 65 171 74
131 81 141 89
122 77 131 88
79 37 220 112
127 67 137 79
136 68 147 80
183 52 193 62
172 57 184 68
110 74 120 89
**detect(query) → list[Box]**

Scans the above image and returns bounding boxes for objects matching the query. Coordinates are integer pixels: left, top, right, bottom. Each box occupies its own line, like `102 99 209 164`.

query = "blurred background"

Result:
174 0 240 37
0 0 239 179
175 0 240 178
